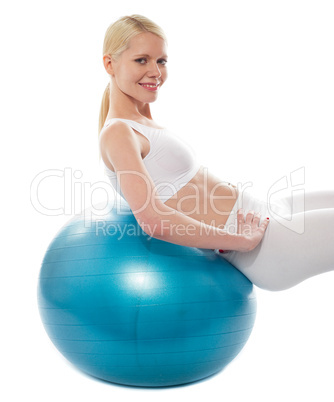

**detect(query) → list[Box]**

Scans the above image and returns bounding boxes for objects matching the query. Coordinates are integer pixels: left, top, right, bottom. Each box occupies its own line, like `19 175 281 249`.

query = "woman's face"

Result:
110 32 168 104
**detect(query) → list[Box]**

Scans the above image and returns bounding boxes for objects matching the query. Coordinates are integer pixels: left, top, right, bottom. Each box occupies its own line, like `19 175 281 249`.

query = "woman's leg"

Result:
276 190 334 214
221 190 334 291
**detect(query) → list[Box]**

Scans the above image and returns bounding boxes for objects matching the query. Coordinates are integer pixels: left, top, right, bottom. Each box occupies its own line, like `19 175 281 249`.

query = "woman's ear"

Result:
103 54 115 76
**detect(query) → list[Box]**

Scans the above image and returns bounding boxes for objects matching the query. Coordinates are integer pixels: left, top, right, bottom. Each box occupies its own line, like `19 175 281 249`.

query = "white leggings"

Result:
216 189 334 291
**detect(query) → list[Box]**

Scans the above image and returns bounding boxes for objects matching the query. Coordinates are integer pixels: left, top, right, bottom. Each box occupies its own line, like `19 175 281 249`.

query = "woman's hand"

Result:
218 209 269 254
236 209 270 252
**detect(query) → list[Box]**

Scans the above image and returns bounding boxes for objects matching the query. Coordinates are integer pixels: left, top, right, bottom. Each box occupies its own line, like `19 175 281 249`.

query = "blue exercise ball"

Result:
38 202 256 387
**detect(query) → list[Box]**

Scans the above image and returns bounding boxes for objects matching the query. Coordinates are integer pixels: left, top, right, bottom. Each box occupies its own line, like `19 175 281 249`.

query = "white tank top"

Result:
102 118 201 203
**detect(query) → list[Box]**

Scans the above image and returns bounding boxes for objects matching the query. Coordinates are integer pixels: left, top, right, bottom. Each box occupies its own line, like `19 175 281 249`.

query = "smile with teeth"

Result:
139 83 160 90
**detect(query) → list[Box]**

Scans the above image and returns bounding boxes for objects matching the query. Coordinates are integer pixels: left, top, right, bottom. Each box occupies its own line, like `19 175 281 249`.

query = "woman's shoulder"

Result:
99 119 135 141
105 116 165 130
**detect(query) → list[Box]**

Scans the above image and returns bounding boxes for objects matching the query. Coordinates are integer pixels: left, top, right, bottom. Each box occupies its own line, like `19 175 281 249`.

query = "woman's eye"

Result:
135 58 167 65
135 58 147 64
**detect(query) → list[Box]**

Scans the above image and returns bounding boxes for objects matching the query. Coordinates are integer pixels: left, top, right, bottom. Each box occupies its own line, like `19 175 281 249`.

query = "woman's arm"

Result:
137 205 268 252
99 121 268 252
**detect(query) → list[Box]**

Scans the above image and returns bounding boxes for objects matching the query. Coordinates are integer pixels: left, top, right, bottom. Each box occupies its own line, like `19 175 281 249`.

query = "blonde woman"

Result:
99 15 334 291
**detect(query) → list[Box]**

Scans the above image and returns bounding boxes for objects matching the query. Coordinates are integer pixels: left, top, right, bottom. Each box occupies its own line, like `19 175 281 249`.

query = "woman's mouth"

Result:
139 83 160 92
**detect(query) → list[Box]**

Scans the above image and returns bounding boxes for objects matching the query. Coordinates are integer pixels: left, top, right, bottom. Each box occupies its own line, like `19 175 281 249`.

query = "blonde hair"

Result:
98 15 167 134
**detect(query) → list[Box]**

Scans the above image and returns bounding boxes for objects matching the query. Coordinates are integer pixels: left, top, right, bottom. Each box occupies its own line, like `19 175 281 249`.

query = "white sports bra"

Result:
102 118 201 203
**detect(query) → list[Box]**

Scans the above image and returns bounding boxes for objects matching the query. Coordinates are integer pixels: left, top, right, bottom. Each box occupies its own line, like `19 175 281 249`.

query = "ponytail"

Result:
98 82 110 135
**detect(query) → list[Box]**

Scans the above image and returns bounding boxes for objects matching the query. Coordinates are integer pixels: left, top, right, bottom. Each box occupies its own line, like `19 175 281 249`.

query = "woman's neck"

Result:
108 86 153 121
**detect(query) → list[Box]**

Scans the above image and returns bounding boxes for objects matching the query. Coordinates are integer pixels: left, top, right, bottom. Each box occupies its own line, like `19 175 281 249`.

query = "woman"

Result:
99 14 334 291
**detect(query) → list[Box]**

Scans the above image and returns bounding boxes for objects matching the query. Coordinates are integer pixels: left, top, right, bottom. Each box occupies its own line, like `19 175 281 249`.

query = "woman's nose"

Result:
147 62 161 78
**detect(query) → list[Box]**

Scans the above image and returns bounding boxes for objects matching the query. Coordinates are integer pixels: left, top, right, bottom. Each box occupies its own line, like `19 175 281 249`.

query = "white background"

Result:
1 0 333 401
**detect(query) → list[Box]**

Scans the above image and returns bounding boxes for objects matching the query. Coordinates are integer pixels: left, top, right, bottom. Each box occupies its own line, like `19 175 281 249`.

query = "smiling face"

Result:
110 32 168 104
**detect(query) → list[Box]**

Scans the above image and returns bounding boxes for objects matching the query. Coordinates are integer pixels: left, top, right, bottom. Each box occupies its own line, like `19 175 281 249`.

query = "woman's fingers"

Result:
252 212 261 226
237 210 270 233
235 209 270 252
237 209 244 235
260 217 270 231
245 210 255 224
